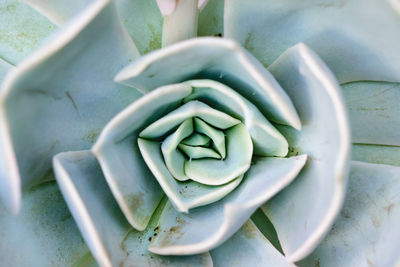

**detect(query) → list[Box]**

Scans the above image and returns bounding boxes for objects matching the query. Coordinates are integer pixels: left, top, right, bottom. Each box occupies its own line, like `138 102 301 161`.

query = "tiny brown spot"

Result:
125 193 144 214
384 203 395 215
371 215 380 228
341 209 351 219
244 32 255 52
66 91 79 112
169 226 180 233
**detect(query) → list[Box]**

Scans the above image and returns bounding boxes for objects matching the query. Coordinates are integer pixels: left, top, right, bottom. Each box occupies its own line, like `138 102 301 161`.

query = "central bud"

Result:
139 100 253 187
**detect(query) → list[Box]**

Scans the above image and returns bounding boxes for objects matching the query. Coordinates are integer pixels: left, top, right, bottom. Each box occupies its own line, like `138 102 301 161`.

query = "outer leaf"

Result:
24 0 95 25
0 58 13 82
198 0 224 37
0 0 141 212
115 0 163 55
352 144 400 166
0 0 56 64
0 59 18 213
210 220 294 267
92 83 192 231
53 151 129 267
160 0 199 47
53 150 213 267
298 161 400 267
24 0 164 55
155 0 176 16
262 43 350 262
0 181 89 266
342 81 400 146
225 0 400 84
115 37 301 130
148 155 307 255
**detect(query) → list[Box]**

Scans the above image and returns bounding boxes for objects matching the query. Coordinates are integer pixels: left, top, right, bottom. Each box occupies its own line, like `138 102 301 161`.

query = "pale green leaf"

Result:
298 161 400 267
225 0 400 84
148 155 306 255
263 43 350 262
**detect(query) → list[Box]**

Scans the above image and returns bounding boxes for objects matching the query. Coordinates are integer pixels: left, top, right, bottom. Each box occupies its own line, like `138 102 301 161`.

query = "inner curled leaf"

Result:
137 80 287 213
138 100 253 212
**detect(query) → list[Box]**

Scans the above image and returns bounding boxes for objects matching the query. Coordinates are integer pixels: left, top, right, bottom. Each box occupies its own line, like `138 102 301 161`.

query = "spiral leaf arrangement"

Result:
137 79 288 213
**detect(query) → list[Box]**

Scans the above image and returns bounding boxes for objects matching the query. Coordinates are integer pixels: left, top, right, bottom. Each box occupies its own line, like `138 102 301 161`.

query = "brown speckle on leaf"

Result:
66 91 79 113
384 203 395 215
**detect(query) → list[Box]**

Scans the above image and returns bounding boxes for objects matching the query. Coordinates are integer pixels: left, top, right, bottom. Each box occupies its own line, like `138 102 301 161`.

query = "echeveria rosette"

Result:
1 0 400 266
52 34 318 265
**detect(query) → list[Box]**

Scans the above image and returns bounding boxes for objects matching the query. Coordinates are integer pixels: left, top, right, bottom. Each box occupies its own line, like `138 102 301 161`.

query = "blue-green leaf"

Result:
53 150 212 267
298 161 400 267
148 155 306 255
225 0 400 84
115 37 301 130
0 0 141 212
262 43 350 262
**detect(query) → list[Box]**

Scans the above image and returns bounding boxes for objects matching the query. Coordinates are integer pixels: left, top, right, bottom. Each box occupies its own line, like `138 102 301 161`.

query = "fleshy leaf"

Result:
148 155 307 255
0 60 17 213
53 150 129 267
0 181 89 266
342 81 400 146
210 220 295 267
193 118 226 158
178 144 220 159
0 0 56 64
114 37 301 130
198 0 224 37
184 123 253 186
262 43 350 262
225 0 400 83
155 0 177 16
160 0 199 47
182 133 210 146
0 0 141 212
159 118 223 182
24 0 95 25
53 150 213 267
0 59 13 82
115 0 163 55
298 161 400 267
161 119 194 181
0 62 20 214
92 83 192 230
140 100 240 138
352 144 400 166
138 138 244 213
184 79 288 156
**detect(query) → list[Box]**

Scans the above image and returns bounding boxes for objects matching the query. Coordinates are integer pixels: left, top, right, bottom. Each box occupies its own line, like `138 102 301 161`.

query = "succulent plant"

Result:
0 0 399 266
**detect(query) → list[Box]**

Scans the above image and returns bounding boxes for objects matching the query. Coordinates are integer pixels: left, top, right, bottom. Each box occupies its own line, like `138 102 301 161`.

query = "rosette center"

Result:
139 100 253 186
134 79 289 213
